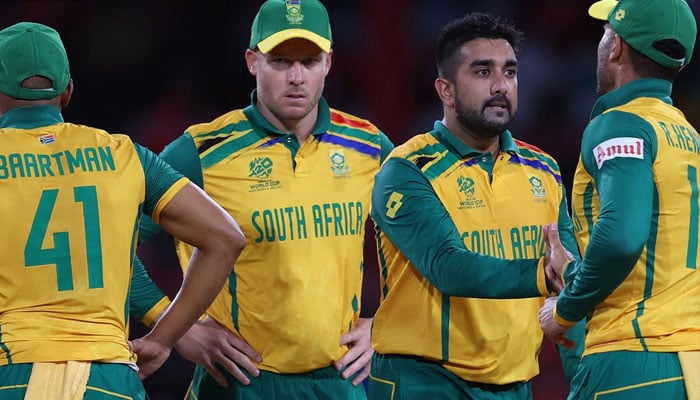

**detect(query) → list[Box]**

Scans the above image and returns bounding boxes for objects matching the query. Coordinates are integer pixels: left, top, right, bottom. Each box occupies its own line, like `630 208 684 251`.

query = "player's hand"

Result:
543 223 572 293
130 335 172 380
334 317 374 386
539 296 576 349
174 316 262 387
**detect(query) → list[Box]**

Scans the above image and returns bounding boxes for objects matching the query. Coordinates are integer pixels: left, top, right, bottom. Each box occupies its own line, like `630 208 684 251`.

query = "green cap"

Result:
249 0 332 53
588 0 697 69
0 22 70 100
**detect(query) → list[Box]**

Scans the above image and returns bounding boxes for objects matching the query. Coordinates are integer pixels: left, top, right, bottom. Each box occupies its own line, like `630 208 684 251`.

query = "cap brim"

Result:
256 29 331 53
589 0 618 20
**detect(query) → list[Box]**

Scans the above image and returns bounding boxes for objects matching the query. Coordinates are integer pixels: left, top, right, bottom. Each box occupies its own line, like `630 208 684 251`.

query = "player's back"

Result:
574 95 700 354
0 113 147 365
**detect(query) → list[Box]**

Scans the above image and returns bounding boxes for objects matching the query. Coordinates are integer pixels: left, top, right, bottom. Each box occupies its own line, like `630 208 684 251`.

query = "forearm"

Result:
422 245 545 298
146 248 234 348
373 159 546 299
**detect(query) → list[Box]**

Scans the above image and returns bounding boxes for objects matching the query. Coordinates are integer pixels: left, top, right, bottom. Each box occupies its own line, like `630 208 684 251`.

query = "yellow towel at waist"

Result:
24 361 90 400
680 351 700 400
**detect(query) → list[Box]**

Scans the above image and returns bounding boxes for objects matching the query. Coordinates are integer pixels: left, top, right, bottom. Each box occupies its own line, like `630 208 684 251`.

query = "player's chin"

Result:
280 106 313 121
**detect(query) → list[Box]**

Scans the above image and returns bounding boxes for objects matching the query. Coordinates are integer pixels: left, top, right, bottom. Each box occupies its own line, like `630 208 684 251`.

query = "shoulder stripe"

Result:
189 119 253 140
513 138 562 180
318 133 380 159
514 139 546 154
200 132 267 169
330 110 377 132
510 153 562 184
401 142 457 181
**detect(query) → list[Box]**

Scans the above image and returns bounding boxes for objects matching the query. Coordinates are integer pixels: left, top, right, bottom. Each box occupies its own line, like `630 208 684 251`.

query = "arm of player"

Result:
131 183 246 379
555 114 654 325
371 158 553 298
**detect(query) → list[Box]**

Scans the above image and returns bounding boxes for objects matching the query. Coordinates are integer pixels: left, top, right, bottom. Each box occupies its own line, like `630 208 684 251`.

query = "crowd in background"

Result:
3 1 698 399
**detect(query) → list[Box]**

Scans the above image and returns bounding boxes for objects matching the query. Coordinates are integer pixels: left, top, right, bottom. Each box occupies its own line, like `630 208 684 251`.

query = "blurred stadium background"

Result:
3 1 698 399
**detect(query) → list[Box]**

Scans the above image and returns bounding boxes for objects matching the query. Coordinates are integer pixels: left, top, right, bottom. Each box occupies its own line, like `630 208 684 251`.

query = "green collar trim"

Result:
591 78 673 120
433 120 518 158
0 105 64 129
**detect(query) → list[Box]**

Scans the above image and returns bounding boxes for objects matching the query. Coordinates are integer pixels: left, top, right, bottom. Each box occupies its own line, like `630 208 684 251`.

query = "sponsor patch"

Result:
593 137 644 168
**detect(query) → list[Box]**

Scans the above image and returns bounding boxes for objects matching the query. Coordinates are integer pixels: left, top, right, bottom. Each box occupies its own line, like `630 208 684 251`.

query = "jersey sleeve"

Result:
553 183 585 379
134 142 189 222
557 185 581 260
378 131 395 163
129 256 170 327
160 133 205 188
556 111 657 323
136 134 203 243
371 157 546 298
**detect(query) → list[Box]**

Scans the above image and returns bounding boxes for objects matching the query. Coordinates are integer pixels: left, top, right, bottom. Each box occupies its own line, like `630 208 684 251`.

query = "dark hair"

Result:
626 39 684 82
436 12 523 80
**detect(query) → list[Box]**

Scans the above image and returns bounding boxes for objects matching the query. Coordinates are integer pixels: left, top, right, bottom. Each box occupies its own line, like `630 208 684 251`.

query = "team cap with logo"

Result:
249 0 332 53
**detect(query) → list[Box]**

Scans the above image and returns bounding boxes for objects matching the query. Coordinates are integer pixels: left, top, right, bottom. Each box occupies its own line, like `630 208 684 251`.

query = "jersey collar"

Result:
433 120 518 158
0 105 64 129
243 89 331 137
590 78 673 120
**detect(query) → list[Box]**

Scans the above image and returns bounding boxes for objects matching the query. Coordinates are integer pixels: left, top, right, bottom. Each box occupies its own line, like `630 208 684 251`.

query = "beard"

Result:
596 59 614 95
455 94 514 139
596 34 615 95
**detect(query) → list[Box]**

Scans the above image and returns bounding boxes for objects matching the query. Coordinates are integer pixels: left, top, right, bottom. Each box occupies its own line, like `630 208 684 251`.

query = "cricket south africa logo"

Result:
330 150 350 178
248 157 282 192
529 176 546 198
286 0 303 24
457 175 484 209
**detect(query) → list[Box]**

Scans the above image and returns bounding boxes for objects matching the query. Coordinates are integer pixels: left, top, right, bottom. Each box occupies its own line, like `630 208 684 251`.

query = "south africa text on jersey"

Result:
251 201 365 243
0 147 115 179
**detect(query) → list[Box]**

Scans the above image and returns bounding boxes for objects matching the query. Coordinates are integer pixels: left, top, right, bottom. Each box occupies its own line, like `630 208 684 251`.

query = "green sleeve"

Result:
556 320 586 383
371 157 542 298
134 143 185 217
378 131 395 162
557 185 581 260
557 111 657 322
160 133 204 188
554 184 585 380
129 256 168 325
137 134 203 244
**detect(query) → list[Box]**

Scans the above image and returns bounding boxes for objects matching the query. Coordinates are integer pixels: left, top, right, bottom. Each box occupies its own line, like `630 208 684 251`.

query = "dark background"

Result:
3 1 698 399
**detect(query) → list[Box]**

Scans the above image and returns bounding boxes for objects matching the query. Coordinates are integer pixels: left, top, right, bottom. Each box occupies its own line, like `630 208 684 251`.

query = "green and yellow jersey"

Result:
139 92 393 373
370 121 580 385
0 105 187 365
558 79 700 355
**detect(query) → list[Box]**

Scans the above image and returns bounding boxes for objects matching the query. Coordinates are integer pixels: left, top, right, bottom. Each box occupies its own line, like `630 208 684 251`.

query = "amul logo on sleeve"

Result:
593 137 644 168
457 176 484 209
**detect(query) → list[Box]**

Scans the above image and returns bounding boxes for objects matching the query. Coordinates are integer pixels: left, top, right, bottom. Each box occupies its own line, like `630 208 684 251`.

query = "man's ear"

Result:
59 79 74 108
434 77 455 108
245 49 258 76
609 34 624 64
